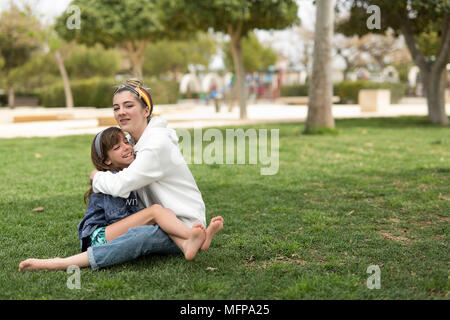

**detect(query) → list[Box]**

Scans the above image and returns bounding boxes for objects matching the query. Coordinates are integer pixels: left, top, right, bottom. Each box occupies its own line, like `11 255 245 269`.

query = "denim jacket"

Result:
78 190 142 252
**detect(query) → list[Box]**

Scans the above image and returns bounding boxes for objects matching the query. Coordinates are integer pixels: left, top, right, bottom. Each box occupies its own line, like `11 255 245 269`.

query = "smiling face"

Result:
104 132 135 170
113 90 150 142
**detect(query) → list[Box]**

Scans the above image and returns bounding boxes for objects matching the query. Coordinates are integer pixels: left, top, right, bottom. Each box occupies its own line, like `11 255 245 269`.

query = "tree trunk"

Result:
401 13 449 125
229 24 247 119
54 50 74 109
424 67 448 125
124 40 148 80
8 86 15 108
306 0 335 131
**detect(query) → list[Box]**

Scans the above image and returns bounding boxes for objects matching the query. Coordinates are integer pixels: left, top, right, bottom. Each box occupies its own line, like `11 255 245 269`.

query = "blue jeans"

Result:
87 225 182 270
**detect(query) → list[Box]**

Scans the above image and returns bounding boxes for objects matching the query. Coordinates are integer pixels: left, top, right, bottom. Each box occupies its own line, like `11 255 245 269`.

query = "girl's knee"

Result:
146 204 163 218
144 205 174 222
140 205 161 224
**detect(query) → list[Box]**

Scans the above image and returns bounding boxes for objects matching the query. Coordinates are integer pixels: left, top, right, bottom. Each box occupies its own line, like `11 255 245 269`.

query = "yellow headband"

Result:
135 87 151 111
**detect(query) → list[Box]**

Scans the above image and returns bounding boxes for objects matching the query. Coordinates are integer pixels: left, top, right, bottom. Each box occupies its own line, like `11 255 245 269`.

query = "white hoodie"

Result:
92 117 206 227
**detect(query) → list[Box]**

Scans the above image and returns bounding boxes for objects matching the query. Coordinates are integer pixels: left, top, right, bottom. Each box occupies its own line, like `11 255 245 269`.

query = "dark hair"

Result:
84 127 127 206
113 78 153 123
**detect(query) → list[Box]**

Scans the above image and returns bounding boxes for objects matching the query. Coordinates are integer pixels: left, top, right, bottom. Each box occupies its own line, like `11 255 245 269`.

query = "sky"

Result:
0 0 318 69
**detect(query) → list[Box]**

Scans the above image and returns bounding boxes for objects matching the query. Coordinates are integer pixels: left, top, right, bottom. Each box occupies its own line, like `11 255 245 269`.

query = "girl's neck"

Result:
129 123 147 143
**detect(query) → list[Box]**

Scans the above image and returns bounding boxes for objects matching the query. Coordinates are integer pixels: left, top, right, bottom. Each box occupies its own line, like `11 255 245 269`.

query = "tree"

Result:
223 32 278 73
336 0 450 125
163 0 299 119
55 0 180 79
144 33 217 78
64 43 121 79
305 0 335 132
48 33 74 109
0 4 41 107
334 31 412 79
334 34 370 79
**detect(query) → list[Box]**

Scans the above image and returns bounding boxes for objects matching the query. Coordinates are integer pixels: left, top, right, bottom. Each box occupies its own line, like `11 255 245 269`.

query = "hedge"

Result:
36 77 179 108
280 80 407 104
280 84 310 97
334 80 406 104
0 91 41 107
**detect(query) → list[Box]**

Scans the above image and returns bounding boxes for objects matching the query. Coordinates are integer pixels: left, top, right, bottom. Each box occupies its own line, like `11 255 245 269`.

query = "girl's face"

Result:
104 132 135 169
113 90 149 140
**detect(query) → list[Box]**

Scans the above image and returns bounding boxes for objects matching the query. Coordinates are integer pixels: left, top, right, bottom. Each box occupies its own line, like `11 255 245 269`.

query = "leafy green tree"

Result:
144 33 217 77
223 32 278 73
65 43 121 79
55 0 182 79
163 0 299 119
6 51 59 89
0 4 42 107
336 0 450 125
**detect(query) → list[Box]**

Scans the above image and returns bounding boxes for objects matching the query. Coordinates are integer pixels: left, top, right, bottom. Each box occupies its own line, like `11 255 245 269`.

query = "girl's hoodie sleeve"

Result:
92 147 164 198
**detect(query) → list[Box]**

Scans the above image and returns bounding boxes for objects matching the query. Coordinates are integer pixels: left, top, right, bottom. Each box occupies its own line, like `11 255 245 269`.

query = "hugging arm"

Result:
92 148 163 198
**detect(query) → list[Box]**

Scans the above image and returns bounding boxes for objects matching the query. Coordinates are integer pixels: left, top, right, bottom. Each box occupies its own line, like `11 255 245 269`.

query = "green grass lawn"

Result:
0 116 448 299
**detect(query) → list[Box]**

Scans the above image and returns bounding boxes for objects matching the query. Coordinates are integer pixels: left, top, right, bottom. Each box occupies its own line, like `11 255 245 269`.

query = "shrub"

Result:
334 80 406 104
36 77 179 108
280 84 309 97
280 81 406 104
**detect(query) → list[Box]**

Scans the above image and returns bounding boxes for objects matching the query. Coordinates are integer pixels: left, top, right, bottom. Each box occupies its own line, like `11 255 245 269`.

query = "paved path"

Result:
0 99 448 138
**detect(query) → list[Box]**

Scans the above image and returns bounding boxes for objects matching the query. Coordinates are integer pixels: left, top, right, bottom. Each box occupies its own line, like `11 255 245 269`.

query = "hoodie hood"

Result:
149 116 179 145
148 116 168 129
130 116 179 149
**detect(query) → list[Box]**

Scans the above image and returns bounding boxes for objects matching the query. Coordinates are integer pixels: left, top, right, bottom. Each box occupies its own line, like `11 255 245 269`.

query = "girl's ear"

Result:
104 159 112 165
143 103 150 118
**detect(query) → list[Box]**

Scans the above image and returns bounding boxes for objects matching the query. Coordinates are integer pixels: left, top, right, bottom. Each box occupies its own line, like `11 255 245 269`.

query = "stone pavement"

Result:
0 98 448 138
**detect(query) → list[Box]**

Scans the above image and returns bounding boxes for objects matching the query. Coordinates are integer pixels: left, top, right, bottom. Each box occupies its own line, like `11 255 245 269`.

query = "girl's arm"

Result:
92 147 163 198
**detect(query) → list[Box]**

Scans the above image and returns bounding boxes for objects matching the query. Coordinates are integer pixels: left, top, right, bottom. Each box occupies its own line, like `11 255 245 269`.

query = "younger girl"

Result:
19 127 206 271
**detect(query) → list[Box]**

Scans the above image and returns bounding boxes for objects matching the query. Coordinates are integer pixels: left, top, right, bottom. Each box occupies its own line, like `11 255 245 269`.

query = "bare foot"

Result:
183 224 206 260
19 258 63 271
201 216 224 251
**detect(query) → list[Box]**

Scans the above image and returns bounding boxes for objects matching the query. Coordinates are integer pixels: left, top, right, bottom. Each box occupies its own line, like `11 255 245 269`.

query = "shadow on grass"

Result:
190 116 449 141
334 116 449 129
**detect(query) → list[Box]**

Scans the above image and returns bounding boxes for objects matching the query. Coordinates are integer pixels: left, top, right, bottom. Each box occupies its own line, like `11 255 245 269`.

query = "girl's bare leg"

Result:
105 204 192 242
19 252 89 272
105 205 158 242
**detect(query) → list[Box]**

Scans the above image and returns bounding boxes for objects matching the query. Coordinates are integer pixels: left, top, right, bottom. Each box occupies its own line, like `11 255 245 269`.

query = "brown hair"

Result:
84 127 127 206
